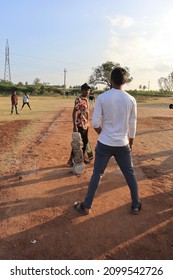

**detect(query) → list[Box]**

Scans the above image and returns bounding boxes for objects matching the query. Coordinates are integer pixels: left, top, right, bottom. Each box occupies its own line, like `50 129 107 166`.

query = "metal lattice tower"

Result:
4 39 11 82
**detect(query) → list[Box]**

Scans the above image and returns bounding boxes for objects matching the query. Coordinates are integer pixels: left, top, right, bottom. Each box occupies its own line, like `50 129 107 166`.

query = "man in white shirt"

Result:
74 67 141 215
21 93 32 110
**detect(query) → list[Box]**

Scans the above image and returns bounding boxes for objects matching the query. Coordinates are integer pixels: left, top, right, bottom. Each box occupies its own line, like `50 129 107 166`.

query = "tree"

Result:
33 78 41 85
158 72 173 92
17 82 23 86
88 61 133 87
33 78 41 94
143 85 146 90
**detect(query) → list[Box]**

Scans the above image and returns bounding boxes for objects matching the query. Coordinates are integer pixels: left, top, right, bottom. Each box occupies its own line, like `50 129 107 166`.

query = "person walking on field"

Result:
21 93 32 110
67 83 92 167
89 89 95 110
11 90 19 115
74 67 142 215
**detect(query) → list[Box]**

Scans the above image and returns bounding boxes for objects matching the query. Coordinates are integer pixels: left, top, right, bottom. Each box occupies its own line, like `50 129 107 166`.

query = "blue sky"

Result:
0 0 173 90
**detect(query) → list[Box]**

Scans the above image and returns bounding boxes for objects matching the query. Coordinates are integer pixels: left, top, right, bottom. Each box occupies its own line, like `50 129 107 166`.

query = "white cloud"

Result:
106 15 135 28
104 12 173 90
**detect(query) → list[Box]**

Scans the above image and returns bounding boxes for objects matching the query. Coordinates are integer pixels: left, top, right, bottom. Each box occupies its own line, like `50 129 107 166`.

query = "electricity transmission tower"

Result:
4 39 11 82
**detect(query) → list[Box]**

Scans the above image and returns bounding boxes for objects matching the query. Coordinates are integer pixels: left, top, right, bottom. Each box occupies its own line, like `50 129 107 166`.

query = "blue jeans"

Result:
83 141 140 209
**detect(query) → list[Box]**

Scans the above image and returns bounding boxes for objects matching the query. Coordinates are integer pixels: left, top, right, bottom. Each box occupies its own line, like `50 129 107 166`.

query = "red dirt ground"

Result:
0 101 173 260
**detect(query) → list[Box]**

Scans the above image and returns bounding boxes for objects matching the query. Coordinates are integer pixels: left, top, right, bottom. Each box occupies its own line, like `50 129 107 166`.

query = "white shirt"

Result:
23 94 29 103
92 88 137 146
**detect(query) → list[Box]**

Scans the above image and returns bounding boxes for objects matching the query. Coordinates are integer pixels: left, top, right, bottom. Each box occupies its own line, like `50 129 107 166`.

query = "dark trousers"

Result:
21 102 31 109
77 126 88 154
84 141 140 209
11 104 18 114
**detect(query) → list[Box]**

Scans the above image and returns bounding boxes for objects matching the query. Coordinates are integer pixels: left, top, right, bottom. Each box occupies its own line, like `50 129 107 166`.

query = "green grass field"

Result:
0 96 75 123
1 95 173 124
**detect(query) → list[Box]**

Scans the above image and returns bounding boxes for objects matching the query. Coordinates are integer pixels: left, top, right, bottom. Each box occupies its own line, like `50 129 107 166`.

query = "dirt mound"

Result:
0 120 29 152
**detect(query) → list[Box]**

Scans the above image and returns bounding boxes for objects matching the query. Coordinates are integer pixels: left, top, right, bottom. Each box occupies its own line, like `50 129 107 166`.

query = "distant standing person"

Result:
11 90 19 115
74 67 142 215
21 93 32 110
89 89 95 109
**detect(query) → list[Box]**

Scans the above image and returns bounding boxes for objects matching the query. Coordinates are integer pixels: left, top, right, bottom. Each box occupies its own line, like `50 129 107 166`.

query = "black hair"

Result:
111 67 129 86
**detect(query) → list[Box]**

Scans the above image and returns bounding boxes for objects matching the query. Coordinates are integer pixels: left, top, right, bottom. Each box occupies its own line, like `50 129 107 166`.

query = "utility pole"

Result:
63 68 67 96
148 81 150 91
64 68 67 87
4 39 11 82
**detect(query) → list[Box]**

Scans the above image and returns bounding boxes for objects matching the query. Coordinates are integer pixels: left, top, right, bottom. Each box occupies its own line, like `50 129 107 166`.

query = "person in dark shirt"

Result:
11 91 19 115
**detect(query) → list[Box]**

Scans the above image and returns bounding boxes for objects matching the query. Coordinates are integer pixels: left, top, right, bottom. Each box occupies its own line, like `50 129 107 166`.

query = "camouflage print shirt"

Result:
74 96 89 130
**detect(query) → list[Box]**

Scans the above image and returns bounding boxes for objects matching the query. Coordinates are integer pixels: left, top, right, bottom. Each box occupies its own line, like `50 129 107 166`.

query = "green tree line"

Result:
1 61 173 97
0 80 78 96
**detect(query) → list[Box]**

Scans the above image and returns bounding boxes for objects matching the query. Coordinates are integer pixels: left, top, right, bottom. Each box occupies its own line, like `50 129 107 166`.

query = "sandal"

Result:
84 158 90 164
74 201 89 215
131 203 142 215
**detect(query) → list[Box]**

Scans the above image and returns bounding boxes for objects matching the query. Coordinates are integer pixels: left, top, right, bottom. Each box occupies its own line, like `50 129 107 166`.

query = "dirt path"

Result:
0 101 173 260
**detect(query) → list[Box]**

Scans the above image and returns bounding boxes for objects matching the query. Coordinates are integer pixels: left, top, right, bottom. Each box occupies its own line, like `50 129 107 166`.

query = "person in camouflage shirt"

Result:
67 83 91 166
